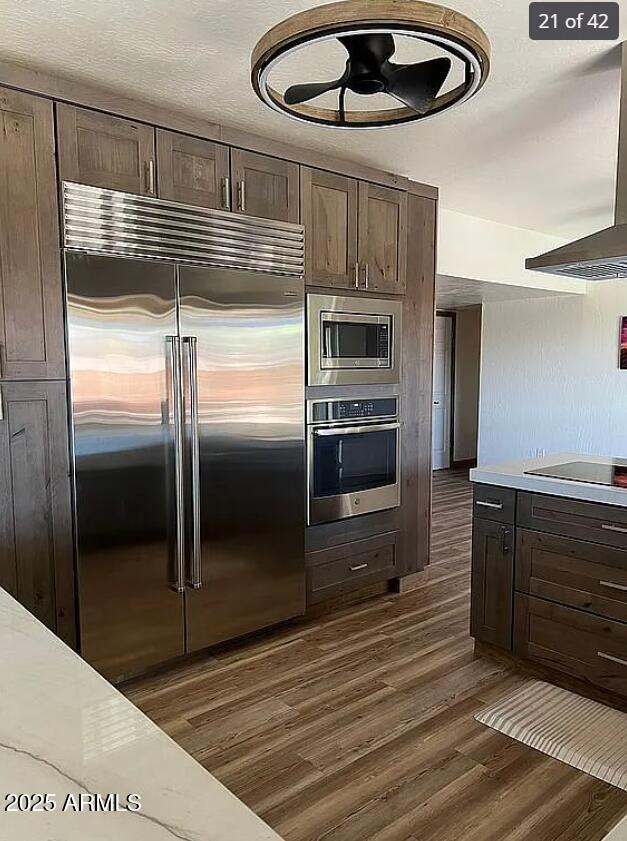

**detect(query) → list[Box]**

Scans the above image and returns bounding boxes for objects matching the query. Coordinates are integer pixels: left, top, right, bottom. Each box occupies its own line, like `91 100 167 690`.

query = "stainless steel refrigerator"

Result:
63 182 305 681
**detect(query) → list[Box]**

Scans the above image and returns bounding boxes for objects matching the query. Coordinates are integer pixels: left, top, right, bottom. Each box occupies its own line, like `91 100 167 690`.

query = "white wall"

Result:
478 280 627 465
453 307 482 462
438 209 586 295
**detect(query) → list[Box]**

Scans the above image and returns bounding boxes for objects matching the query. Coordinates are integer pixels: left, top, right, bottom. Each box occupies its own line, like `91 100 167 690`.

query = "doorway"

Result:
432 313 453 470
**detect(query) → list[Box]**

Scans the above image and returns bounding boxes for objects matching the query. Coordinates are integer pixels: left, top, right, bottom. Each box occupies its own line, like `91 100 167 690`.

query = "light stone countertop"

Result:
470 453 627 508
0 585 283 841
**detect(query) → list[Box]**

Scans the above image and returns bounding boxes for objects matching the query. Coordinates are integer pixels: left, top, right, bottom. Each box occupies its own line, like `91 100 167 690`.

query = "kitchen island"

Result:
0 586 283 841
469 454 627 701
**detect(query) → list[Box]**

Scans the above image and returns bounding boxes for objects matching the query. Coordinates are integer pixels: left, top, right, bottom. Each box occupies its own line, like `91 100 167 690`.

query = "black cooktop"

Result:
525 460 627 489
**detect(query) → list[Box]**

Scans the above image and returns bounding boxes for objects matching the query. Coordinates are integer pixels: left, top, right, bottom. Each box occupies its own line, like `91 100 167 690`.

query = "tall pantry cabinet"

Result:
0 86 75 646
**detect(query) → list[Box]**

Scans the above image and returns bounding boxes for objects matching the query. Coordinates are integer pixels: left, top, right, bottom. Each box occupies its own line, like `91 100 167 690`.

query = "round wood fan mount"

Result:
251 0 491 128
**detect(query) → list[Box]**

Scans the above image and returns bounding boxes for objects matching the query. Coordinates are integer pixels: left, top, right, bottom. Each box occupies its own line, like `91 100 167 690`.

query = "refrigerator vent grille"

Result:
62 182 305 276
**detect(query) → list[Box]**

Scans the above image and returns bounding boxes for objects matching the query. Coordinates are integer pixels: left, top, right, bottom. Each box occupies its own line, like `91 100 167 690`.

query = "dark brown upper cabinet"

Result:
230 149 299 223
157 130 230 209
57 104 156 196
0 87 65 380
301 170 408 295
0 380 75 648
301 167 359 290
358 182 408 295
470 516 514 650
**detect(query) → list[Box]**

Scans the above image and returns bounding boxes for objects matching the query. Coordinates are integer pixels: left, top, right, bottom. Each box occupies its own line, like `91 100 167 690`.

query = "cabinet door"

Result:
231 149 299 222
0 381 75 648
358 182 407 294
156 130 230 209
301 167 358 289
57 104 156 195
470 517 514 649
0 88 65 380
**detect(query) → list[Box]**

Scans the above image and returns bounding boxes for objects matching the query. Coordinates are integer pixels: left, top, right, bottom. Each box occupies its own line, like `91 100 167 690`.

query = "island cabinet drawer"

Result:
514 594 627 698
516 529 627 623
473 485 516 524
307 532 398 604
518 492 627 550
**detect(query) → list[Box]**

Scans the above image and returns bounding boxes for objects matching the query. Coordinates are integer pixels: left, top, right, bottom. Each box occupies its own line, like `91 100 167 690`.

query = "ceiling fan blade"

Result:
385 57 452 115
284 77 345 105
339 33 396 70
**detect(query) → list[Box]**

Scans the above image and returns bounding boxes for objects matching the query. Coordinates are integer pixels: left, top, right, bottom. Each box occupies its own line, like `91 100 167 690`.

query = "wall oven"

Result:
308 294 402 386
307 396 401 525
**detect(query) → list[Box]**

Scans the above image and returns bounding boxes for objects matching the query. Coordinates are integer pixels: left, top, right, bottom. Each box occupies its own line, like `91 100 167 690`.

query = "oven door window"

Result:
313 428 397 497
322 320 390 363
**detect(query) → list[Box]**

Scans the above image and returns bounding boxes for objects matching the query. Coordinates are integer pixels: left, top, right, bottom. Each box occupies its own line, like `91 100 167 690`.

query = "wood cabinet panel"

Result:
57 104 155 195
518 491 627 550
470 517 514 649
358 182 407 294
0 381 75 647
516 528 627 624
231 149 299 222
473 484 516 524
156 130 229 209
301 167 358 289
307 531 398 604
514 594 627 698
0 87 65 380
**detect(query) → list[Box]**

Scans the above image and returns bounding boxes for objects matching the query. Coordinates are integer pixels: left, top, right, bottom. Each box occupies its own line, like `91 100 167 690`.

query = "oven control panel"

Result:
309 397 398 423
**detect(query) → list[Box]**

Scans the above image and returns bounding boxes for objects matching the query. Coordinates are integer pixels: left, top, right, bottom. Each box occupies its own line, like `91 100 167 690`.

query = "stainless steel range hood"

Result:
526 43 627 280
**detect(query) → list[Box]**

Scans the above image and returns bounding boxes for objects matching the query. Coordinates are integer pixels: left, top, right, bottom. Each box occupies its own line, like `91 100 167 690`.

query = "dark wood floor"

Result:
126 471 627 841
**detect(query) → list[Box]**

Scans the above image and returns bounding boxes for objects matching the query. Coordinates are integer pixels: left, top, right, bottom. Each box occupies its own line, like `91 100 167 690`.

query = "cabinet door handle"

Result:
597 651 627 668
476 500 503 510
349 563 368 572
237 180 246 212
364 263 370 290
599 580 627 593
601 523 627 535
354 262 360 289
145 159 155 195
0 385 4 422
221 177 231 210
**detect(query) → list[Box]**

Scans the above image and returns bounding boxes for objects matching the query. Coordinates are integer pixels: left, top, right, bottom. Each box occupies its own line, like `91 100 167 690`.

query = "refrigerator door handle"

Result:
184 336 203 589
167 335 186 593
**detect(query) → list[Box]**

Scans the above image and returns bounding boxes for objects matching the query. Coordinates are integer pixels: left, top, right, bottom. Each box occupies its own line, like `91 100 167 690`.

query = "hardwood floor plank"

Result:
127 470 627 841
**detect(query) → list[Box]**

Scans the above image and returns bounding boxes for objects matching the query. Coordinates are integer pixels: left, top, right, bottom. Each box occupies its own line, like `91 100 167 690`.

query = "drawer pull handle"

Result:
349 563 368 572
597 651 627 668
599 580 627 593
601 524 627 534
476 500 503 510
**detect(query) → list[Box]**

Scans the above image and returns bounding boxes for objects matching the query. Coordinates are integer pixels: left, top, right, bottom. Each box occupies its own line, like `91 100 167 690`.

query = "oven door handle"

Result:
313 422 400 437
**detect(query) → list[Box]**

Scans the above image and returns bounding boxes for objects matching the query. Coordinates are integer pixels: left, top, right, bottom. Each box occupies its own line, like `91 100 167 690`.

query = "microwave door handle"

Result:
323 323 332 359
314 422 400 437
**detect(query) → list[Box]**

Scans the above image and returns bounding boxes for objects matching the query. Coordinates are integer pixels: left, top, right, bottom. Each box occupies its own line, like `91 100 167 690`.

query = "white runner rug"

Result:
475 680 627 790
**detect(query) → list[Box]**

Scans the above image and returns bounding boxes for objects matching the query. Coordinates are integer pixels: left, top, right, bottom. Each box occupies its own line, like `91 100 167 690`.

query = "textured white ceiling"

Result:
0 0 624 237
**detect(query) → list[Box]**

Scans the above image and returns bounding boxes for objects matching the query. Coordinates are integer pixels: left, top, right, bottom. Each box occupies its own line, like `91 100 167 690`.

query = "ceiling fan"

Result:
284 32 452 118
251 1 491 128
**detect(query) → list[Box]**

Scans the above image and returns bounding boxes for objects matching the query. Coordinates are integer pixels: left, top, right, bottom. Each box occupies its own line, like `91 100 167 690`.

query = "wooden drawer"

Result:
307 532 398 605
518 492 627 550
514 594 627 698
516 529 627 623
473 484 516 524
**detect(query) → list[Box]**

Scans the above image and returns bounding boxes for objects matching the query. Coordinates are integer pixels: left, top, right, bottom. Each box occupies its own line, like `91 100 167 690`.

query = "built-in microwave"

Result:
307 293 402 386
